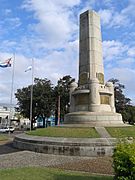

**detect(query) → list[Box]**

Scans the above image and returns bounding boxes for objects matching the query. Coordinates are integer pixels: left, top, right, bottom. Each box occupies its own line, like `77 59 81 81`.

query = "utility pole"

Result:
57 95 60 125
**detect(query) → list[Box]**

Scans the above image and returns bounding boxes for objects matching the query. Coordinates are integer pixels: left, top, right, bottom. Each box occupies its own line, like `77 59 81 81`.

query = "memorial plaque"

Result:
100 95 110 105
96 73 104 84
79 72 88 85
75 94 88 105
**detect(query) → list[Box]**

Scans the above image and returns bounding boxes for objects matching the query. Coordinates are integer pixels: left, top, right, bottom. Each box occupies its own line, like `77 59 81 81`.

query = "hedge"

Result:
113 140 135 180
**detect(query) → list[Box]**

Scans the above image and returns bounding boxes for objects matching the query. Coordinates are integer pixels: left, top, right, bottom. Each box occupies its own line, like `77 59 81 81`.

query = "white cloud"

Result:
34 39 79 85
121 0 135 17
103 40 127 62
118 58 135 67
99 9 112 25
99 0 135 28
4 9 12 15
51 0 81 7
22 0 80 48
4 17 22 29
0 40 17 52
127 47 135 57
99 9 130 28
105 67 135 104
102 0 113 6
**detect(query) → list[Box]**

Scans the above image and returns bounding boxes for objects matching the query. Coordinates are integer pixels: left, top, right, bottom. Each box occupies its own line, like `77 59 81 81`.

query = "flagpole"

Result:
9 53 15 132
30 58 34 131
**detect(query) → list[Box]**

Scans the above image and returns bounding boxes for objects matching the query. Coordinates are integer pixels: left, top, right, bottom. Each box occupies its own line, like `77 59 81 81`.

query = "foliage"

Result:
113 141 135 180
108 79 131 112
108 79 135 124
33 78 54 118
122 106 135 124
14 112 23 121
0 167 113 180
54 75 75 124
15 75 76 127
27 127 100 138
15 78 54 128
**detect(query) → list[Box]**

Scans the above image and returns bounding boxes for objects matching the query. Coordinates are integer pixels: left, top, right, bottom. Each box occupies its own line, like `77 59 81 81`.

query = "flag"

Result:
0 58 12 68
25 66 32 72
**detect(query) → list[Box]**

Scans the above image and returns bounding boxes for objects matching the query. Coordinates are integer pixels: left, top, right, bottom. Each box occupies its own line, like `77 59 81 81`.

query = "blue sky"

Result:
0 0 135 105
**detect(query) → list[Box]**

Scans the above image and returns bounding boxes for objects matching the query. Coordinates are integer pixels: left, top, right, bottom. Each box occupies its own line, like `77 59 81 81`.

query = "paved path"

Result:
0 150 94 169
95 127 111 138
0 140 93 169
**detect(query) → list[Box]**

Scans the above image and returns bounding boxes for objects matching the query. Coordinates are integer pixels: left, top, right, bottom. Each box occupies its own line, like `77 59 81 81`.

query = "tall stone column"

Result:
79 10 104 112
79 10 104 86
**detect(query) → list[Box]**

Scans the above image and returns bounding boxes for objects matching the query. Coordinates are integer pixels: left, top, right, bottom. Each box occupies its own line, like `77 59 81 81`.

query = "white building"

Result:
0 103 16 127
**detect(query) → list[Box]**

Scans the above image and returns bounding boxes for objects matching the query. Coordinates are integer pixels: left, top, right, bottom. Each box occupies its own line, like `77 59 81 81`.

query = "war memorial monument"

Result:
64 10 123 126
14 10 125 157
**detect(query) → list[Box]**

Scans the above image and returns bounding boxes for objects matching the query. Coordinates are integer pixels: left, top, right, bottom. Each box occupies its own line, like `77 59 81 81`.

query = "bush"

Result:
113 141 135 180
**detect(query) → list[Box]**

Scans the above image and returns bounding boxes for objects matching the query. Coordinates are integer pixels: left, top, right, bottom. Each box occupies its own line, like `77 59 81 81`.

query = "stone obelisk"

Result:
64 10 123 126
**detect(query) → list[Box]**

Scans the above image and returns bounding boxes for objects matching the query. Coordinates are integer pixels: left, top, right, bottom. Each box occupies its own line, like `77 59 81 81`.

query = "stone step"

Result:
95 127 111 138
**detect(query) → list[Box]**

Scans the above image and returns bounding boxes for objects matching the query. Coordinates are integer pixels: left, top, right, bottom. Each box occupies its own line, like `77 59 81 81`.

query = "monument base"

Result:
64 111 124 127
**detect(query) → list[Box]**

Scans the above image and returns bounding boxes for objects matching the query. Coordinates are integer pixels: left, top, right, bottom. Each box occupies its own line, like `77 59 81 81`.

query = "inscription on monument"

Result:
100 94 110 105
75 94 88 105
79 72 88 85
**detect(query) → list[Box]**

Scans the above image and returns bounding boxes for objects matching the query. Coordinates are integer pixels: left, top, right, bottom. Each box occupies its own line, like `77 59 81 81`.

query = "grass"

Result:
0 134 9 142
106 126 135 138
0 167 113 180
26 127 100 138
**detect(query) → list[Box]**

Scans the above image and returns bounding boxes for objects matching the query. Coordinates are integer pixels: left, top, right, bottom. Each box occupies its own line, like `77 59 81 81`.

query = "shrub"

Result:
113 140 135 180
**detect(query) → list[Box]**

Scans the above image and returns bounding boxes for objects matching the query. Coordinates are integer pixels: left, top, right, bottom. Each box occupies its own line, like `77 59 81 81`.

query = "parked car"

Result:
0 127 9 133
8 126 15 133
0 126 15 133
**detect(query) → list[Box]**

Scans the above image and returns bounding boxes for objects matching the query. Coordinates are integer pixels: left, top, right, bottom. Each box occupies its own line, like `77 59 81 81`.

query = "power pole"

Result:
57 95 60 125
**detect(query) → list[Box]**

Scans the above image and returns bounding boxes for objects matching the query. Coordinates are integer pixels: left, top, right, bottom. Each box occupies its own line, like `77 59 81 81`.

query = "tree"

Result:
122 105 135 124
54 75 75 124
108 78 131 112
108 78 135 124
15 78 54 128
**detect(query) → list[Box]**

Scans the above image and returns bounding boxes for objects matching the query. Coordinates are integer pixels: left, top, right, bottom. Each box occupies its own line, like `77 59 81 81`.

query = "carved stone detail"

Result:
79 72 88 85
96 73 104 84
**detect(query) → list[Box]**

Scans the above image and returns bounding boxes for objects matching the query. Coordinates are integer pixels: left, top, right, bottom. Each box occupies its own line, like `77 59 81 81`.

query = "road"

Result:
0 131 23 155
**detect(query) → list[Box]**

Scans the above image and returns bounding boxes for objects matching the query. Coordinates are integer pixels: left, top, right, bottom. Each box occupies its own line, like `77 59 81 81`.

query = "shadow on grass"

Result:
0 167 113 180
0 142 22 155
53 174 113 180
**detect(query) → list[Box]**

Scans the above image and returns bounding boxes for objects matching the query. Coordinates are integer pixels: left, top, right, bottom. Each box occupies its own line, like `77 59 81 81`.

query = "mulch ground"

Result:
50 156 114 175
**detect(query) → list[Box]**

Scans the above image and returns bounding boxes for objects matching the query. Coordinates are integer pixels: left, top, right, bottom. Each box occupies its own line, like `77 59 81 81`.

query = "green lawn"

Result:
27 127 100 138
0 167 113 180
0 134 9 142
106 126 135 138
